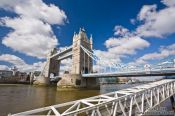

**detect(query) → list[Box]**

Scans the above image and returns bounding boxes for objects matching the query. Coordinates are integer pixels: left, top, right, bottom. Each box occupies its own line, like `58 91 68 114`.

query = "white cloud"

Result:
94 50 121 63
93 35 150 68
105 36 150 55
0 65 9 70
0 54 26 66
1 17 58 58
93 23 150 66
103 1 175 65
114 25 129 37
0 0 67 25
0 0 67 59
137 5 157 21
0 54 45 72
93 19 151 65
130 19 136 25
0 53 73 74
88 0 175 68
162 0 175 6
60 58 72 75
136 1 175 38
136 43 175 64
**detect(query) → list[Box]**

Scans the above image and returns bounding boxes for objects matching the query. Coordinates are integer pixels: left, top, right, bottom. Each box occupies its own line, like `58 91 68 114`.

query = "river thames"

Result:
0 83 172 116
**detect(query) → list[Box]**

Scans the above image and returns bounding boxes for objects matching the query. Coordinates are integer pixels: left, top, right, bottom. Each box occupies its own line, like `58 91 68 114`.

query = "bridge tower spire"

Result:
90 34 93 50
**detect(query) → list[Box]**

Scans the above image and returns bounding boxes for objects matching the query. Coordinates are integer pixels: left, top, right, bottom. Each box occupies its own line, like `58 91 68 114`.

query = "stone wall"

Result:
57 74 99 90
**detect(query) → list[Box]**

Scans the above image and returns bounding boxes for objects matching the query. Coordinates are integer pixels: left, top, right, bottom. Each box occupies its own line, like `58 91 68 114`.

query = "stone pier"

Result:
57 74 99 90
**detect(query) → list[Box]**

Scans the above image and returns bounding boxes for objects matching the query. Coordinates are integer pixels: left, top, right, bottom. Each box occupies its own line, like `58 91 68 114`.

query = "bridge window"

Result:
74 43 77 47
83 67 89 74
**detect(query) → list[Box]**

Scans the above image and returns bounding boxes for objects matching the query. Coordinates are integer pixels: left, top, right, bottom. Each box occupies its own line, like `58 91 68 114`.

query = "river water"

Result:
0 83 173 116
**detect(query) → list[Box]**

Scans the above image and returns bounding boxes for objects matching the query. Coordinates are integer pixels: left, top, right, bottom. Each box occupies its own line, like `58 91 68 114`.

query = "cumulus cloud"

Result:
114 26 130 37
0 54 45 72
0 0 67 59
136 0 175 38
0 53 72 74
95 25 150 64
100 0 175 66
0 65 9 70
105 36 150 55
0 54 26 66
137 5 157 21
0 0 67 25
136 43 175 64
60 58 72 75
161 0 175 6
94 50 122 67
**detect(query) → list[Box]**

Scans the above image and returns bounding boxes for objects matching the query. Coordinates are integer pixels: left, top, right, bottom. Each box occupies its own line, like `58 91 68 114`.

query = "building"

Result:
0 70 13 78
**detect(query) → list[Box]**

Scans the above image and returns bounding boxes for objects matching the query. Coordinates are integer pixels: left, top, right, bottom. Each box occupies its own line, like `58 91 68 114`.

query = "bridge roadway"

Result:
50 46 72 60
82 68 175 78
9 79 175 116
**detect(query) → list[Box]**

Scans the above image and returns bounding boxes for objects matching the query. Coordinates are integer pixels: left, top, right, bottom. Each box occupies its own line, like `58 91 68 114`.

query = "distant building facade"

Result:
0 70 13 78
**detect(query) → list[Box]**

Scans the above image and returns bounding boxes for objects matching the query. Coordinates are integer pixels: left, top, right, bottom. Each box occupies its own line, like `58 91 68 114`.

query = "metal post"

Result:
141 93 145 114
150 90 153 107
84 50 85 74
170 96 175 111
157 89 160 103
129 97 133 116
88 55 89 73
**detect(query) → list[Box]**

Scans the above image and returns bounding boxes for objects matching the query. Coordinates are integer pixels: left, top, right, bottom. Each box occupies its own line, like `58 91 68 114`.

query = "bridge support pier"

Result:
33 76 50 85
57 74 99 90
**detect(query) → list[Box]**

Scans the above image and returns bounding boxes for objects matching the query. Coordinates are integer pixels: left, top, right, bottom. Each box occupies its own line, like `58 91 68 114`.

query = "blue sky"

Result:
0 0 175 72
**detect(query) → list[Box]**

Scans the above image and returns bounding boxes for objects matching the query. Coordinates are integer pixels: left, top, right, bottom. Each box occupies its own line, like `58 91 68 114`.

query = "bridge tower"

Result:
33 48 60 85
71 28 93 74
57 28 99 89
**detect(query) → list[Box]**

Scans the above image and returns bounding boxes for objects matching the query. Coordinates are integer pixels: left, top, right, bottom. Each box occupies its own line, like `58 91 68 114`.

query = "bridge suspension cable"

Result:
80 45 124 73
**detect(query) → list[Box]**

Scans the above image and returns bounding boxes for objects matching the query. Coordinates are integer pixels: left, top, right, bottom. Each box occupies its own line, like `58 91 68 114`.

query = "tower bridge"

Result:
34 28 98 89
10 28 175 115
33 28 175 89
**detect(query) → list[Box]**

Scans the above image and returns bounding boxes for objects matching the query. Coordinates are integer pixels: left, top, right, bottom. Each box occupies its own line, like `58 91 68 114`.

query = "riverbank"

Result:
0 81 30 84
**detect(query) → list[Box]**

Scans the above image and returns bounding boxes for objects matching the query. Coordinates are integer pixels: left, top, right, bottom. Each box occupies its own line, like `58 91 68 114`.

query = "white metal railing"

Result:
9 79 175 116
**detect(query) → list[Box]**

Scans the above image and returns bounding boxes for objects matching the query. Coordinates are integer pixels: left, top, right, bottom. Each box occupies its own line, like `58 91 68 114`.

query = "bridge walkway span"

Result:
82 68 175 78
10 79 175 116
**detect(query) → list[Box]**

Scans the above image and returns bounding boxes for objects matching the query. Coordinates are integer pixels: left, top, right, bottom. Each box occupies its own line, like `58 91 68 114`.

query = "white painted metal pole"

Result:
84 50 85 74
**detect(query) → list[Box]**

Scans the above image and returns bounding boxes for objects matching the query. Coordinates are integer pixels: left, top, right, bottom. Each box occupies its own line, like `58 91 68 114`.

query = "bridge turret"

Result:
90 34 93 49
